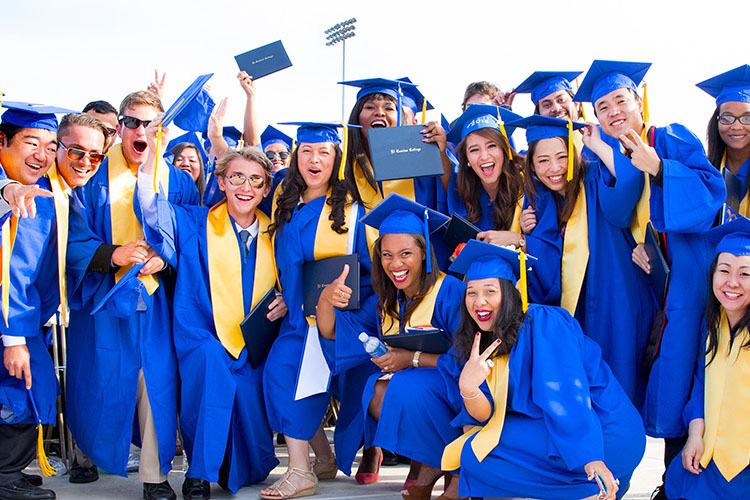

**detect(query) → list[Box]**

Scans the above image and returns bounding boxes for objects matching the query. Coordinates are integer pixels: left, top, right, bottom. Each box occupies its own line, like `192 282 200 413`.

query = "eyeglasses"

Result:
224 173 265 188
265 151 290 161
118 116 152 130
58 142 106 166
104 127 117 137
718 114 750 126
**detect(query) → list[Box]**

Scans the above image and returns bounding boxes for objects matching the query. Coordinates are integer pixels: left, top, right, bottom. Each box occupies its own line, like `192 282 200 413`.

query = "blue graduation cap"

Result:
204 126 243 150
704 216 750 256
446 104 522 145
278 122 357 145
160 73 214 127
360 193 449 273
514 71 583 105
1 101 76 132
261 125 293 151
573 60 651 104
339 77 419 126
696 65 750 105
508 115 586 181
397 77 434 114
166 131 209 166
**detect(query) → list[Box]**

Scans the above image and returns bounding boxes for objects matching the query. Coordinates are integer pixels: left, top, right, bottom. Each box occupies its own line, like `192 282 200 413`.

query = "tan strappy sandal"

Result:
310 456 337 480
259 467 318 499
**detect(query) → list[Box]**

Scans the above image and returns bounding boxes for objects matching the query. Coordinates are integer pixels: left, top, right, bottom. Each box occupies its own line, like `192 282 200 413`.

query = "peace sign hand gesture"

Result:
619 129 661 176
458 332 501 397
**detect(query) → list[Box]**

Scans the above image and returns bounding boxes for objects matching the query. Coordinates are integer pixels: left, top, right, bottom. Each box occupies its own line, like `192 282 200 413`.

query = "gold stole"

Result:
46 167 69 326
510 196 522 233
381 273 445 336
441 353 511 470
206 202 275 359
720 152 750 217
560 183 589 314
0 215 18 327
630 124 652 244
700 311 750 481
107 144 168 295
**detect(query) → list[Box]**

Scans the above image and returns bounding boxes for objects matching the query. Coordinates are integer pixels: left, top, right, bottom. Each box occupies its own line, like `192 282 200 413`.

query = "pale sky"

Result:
2 0 748 148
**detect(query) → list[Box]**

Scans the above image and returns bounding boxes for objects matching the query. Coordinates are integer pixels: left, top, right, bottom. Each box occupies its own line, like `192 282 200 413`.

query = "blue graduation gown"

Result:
262 195 374 461
439 171 497 231
138 192 278 490
523 161 657 407
335 275 465 469
0 175 59 426
664 323 750 500
440 305 646 499
65 161 198 477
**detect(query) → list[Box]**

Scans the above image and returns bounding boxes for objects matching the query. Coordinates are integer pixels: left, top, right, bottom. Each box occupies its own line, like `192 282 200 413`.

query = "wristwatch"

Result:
518 236 526 248
412 350 422 368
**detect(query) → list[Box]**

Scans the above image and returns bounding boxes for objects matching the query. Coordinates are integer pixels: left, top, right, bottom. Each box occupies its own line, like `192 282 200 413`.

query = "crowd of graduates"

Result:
1 59 749 500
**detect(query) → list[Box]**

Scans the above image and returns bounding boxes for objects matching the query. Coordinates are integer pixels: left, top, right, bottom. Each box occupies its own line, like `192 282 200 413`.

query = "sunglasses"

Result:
225 173 265 188
265 151 290 161
58 142 106 166
718 114 750 126
118 115 152 130
104 127 118 137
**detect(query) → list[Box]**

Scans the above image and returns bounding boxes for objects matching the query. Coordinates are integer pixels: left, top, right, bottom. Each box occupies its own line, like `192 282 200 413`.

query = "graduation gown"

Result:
138 188 278 491
333 274 465 469
0 175 59 426
440 305 645 499
65 153 198 477
262 194 374 465
523 161 656 407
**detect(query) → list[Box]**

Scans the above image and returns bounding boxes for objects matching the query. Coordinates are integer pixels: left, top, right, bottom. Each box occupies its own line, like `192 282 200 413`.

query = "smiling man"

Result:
65 91 198 500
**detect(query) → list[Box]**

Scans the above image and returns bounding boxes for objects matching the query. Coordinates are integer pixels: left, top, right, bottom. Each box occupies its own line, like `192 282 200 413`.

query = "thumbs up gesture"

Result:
321 264 352 309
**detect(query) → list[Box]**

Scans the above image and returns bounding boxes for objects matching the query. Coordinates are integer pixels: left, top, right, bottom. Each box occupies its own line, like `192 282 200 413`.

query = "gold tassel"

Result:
642 81 650 124
517 249 528 312
567 119 574 181
153 126 162 194
338 123 348 181
237 133 245 151
421 99 427 125
575 77 588 121
27 389 57 476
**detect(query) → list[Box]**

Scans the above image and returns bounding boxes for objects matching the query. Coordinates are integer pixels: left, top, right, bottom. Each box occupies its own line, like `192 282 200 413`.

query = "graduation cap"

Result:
339 77 419 127
449 239 536 311
160 73 214 128
513 71 583 105
1 101 76 132
203 126 243 150
573 60 651 104
696 65 750 105
397 77 434 123
279 122 361 181
260 125 293 152
166 131 209 166
704 216 750 256
446 104 522 154
360 193 449 273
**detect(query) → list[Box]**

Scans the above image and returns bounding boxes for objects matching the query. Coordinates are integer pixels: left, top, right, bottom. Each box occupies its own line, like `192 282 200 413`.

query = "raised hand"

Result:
237 71 256 98
320 264 352 309
147 69 166 99
619 129 661 176
421 121 447 153
458 332 501 397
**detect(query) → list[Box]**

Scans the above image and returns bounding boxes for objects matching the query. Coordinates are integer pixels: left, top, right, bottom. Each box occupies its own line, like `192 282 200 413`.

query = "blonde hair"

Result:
118 91 164 116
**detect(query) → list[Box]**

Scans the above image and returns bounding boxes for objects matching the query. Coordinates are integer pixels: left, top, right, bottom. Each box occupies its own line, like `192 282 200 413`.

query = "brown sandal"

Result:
310 456 337 480
259 467 318 499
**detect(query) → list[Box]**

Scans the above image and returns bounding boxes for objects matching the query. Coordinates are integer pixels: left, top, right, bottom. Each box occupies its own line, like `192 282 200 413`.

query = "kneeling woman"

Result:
440 239 646 500
665 218 750 500
316 194 466 491
137 123 283 496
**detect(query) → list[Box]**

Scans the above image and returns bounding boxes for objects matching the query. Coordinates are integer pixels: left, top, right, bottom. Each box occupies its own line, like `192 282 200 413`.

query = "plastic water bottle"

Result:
359 332 388 358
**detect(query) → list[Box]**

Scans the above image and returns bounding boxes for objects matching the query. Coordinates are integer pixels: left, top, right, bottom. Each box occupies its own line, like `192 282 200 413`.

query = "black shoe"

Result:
143 481 176 500
651 484 667 500
276 433 286 445
381 449 399 466
68 464 99 484
181 478 210 500
19 475 41 488
0 478 55 500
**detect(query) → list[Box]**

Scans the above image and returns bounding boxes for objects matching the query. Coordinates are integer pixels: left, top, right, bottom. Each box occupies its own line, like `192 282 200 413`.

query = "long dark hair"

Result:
706 106 725 169
371 233 440 333
344 93 408 207
456 127 524 229
170 143 206 199
453 278 526 363
524 136 586 227
268 145 349 236
705 255 750 365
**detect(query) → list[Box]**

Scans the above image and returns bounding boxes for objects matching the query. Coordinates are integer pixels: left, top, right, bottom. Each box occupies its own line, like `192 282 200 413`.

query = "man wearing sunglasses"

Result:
66 90 199 500
56 113 108 190
82 101 118 153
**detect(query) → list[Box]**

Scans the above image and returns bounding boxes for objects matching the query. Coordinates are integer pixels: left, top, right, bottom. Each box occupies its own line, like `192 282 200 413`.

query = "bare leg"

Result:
259 437 316 497
367 379 389 421
309 423 334 461
355 446 381 475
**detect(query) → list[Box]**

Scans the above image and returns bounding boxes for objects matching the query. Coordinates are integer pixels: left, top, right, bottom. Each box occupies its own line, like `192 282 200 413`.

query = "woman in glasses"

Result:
261 125 294 173
697 66 750 216
136 120 286 498
262 122 375 499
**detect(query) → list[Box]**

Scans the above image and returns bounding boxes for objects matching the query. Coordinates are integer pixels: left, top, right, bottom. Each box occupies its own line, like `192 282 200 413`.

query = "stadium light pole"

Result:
325 18 357 121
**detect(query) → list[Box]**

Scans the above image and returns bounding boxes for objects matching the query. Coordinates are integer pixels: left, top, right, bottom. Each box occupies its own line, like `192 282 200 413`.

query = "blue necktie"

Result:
239 229 251 260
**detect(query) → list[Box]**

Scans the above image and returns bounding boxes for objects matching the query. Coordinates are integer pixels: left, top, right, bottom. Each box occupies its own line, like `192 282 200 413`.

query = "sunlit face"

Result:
217 158 270 219
532 137 569 193
538 90 578 120
264 142 290 172
56 124 105 188
174 147 201 182
85 110 118 152
464 131 504 189
594 88 644 138
297 142 336 194
358 95 398 131
117 104 158 168
718 101 750 153
713 252 750 322
465 278 502 330
379 233 424 298
0 128 57 185
464 93 493 109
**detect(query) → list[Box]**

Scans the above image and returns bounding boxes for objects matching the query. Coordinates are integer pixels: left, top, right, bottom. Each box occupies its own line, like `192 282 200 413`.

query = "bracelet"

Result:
412 350 422 368
460 389 482 400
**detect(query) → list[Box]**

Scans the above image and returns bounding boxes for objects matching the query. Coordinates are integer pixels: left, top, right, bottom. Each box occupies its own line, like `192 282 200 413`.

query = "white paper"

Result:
294 324 331 401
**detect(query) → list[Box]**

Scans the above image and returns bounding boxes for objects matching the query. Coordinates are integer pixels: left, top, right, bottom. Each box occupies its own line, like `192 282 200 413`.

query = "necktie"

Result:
239 229 251 260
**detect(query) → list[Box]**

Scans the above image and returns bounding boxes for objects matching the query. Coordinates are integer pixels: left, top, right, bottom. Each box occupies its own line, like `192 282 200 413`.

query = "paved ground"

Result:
26 436 664 499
